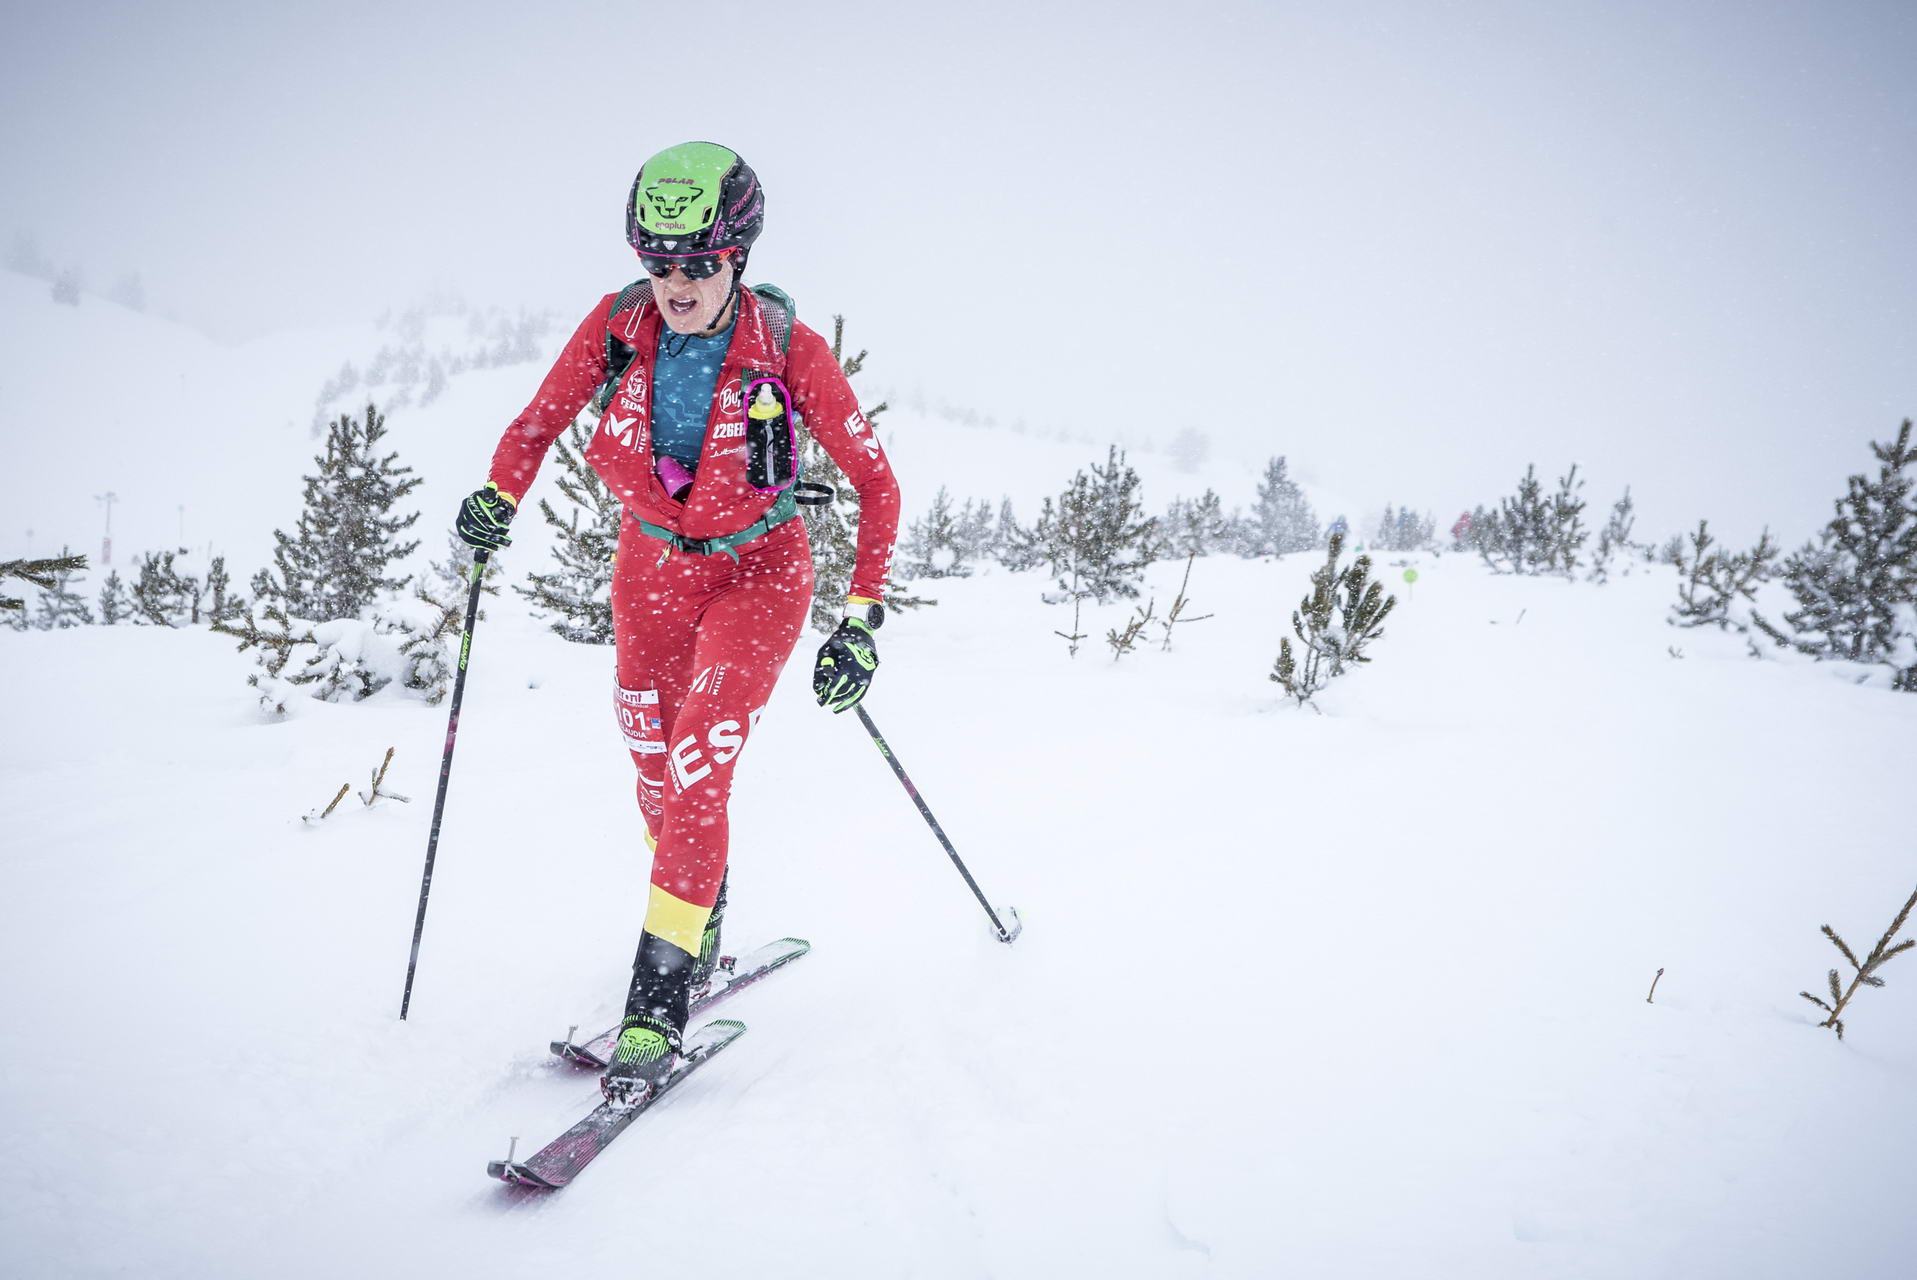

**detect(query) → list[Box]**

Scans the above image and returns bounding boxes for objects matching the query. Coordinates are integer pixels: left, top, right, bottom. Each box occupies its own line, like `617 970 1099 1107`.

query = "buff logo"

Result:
720 385 743 414
644 183 703 220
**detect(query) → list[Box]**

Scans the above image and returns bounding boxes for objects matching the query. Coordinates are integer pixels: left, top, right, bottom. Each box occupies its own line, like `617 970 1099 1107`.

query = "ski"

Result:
490 1018 746 1189
549 936 809 1068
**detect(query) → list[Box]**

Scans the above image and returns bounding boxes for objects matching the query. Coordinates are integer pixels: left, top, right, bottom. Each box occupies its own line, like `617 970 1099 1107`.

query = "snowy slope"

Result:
4 277 1917 1278
5 552 1916 1278
0 267 1337 586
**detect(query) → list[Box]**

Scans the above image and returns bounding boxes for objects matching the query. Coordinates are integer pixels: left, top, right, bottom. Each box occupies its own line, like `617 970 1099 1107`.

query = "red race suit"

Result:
487 285 900 958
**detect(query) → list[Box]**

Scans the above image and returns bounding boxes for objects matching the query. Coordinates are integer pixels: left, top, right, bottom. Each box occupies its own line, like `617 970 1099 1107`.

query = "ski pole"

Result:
853 703 1022 944
400 549 491 1019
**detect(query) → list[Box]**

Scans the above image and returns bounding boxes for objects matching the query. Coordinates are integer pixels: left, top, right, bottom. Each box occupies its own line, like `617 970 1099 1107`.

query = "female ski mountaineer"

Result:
453 142 901 1102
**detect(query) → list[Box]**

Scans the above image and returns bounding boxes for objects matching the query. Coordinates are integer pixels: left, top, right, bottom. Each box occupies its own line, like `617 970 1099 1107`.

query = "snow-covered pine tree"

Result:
1033 446 1158 603
1164 489 1229 558
398 573 468 705
1270 531 1396 707
1588 487 1638 583
425 530 498 621
212 598 312 716
30 550 93 629
1246 456 1318 556
1669 520 1779 631
96 570 131 624
1548 464 1589 575
956 497 996 566
514 419 619 643
899 485 972 579
204 555 243 628
256 402 422 622
1753 419 1917 672
1374 504 1399 550
1478 464 1557 575
799 315 930 630
991 498 1021 562
995 499 1045 572
130 549 197 626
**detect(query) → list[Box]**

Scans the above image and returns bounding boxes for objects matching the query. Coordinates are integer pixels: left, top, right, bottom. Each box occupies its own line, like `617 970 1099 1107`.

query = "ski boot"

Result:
601 927 698 1105
601 1011 681 1106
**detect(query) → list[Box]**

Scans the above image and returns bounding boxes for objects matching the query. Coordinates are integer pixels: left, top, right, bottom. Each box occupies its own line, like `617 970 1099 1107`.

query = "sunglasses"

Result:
638 252 733 281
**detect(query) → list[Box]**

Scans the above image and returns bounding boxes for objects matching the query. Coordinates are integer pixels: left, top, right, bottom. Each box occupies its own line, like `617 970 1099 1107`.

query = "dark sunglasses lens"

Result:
639 254 727 280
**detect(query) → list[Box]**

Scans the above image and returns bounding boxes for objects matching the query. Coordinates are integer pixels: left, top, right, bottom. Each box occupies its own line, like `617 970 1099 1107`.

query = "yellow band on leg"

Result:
643 883 712 959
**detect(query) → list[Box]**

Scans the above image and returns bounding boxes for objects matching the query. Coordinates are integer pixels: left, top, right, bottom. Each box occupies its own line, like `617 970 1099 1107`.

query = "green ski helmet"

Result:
625 141 765 262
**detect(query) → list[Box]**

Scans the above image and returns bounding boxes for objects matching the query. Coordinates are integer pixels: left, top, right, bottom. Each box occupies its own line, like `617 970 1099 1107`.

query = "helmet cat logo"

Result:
644 184 703 220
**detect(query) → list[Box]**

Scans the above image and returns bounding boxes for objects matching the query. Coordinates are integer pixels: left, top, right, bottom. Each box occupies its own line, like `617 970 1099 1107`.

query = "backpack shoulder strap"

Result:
592 279 653 417
750 283 796 356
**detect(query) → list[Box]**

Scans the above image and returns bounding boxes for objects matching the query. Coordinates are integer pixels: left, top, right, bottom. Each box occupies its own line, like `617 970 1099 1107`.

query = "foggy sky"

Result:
4 0 1914 545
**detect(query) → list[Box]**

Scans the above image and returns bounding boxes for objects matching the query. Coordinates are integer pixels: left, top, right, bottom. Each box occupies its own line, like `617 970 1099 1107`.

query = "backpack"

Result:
588 281 800 494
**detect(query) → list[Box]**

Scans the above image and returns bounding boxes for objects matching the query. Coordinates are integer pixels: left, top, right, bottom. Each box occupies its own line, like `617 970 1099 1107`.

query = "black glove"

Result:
813 617 879 713
455 482 516 551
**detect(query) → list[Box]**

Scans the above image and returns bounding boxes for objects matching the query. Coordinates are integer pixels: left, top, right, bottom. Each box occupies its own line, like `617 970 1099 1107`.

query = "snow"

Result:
5 274 1917 1278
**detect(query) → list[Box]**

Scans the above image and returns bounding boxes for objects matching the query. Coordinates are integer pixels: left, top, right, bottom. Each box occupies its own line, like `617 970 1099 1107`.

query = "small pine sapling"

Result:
1670 520 1779 630
130 549 198 626
1105 598 1156 661
1247 456 1319 557
212 600 313 716
1158 553 1214 651
303 783 352 824
1799 882 1917 1040
1051 562 1090 658
899 486 973 580
28 550 93 629
357 747 410 807
400 574 468 704
1548 464 1588 575
96 570 132 624
205 556 244 628
995 500 1046 572
800 315 929 630
1270 532 1397 707
514 420 618 643
1589 487 1637 583
1032 447 1159 603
